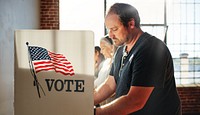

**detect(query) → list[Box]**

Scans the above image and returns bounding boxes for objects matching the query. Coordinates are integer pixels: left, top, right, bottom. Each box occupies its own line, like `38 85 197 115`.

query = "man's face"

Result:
105 14 128 46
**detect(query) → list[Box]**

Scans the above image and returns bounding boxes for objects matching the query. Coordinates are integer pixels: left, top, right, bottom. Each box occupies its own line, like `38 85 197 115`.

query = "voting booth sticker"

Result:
14 30 94 115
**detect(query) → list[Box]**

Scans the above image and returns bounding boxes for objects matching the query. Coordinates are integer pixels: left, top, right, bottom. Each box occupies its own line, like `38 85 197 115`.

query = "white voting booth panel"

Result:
14 30 94 115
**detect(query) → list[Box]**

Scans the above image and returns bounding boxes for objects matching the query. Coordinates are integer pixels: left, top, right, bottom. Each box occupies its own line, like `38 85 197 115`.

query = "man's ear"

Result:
128 18 135 29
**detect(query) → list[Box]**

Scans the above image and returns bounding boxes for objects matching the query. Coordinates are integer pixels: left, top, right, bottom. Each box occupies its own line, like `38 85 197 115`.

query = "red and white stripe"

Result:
33 51 75 76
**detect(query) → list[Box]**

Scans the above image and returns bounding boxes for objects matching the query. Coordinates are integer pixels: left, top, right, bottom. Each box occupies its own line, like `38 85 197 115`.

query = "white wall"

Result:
60 0 105 46
0 0 40 114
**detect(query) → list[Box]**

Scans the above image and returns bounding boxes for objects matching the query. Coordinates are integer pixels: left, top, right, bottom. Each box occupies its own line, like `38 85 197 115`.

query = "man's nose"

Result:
108 31 114 39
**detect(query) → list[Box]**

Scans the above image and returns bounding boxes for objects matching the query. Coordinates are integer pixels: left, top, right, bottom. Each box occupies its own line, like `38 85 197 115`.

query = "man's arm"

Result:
96 86 154 115
94 75 116 105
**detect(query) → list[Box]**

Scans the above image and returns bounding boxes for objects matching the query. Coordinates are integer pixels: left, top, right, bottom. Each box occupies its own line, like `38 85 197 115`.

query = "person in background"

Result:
94 3 181 115
94 36 114 89
94 46 105 78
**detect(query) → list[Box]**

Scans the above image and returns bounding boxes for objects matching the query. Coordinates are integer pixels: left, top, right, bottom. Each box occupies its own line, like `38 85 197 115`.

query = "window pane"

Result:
187 51 196 58
141 26 166 41
194 46 200 57
186 24 195 44
195 25 200 43
195 4 200 23
180 24 187 44
180 3 187 23
195 72 200 83
167 4 181 23
167 25 181 44
196 0 200 3
187 4 195 23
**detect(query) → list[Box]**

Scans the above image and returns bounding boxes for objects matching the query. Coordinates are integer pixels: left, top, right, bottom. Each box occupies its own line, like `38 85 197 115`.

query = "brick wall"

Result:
177 87 200 115
40 0 200 114
40 0 59 29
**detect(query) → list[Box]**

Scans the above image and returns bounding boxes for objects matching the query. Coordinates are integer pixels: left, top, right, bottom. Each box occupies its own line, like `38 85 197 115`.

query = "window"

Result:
167 0 200 84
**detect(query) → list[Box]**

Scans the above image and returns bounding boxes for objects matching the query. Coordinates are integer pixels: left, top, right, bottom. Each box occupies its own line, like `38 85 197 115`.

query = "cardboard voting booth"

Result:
14 30 94 115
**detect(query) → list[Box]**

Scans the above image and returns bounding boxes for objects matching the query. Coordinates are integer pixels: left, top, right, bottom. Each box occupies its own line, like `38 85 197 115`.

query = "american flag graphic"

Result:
28 46 75 76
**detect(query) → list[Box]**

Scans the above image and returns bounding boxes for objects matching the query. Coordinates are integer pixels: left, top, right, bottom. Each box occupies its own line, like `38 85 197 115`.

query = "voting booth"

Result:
14 30 94 115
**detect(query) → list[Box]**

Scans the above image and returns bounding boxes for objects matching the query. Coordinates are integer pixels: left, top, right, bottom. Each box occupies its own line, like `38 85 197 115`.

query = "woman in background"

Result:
94 36 115 88
94 46 105 78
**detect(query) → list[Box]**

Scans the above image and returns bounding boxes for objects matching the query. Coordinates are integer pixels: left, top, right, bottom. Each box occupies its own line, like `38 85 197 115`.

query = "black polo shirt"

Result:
110 32 181 115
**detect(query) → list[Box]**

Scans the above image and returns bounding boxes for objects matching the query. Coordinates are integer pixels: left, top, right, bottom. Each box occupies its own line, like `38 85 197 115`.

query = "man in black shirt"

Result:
94 3 181 115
